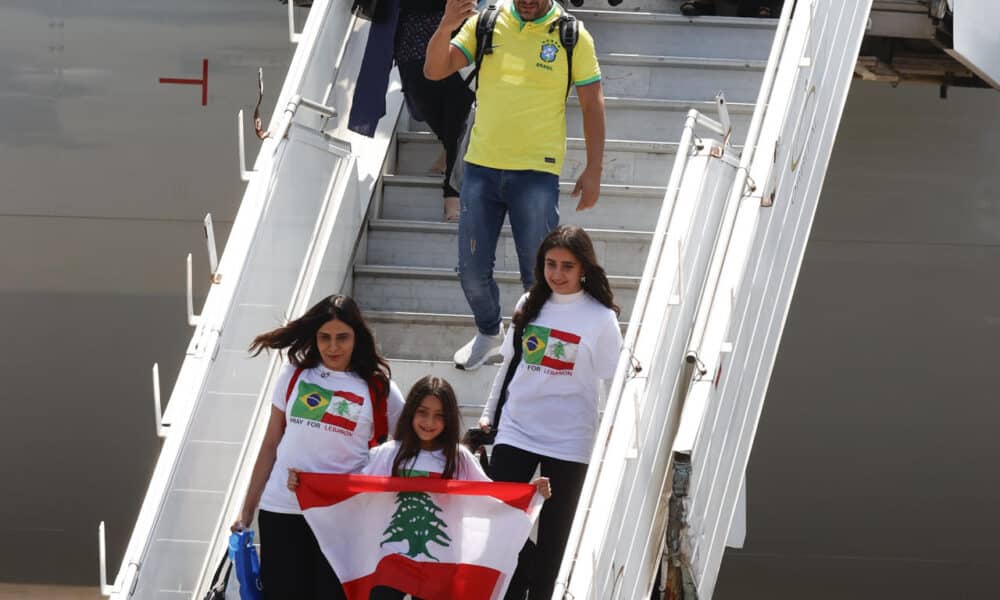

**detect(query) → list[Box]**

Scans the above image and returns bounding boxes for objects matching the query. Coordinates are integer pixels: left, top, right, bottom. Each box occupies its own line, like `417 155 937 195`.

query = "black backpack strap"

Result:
492 325 524 431
555 13 579 96
463 4 501 89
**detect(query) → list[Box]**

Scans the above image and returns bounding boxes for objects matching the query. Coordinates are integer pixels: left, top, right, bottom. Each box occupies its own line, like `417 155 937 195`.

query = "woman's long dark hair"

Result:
249 294 390 389
391 376 462 479
513 225 620 328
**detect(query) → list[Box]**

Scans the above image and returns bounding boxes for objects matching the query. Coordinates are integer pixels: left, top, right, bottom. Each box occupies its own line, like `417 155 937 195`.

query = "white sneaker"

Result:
454 332 504 371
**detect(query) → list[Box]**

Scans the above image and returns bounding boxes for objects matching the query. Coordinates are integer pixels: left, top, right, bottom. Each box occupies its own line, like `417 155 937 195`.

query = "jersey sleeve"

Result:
594 309 623 380
457 446 492 482
386 380 406 438
270 363 297 412
572 22 602 88
450 14 479 67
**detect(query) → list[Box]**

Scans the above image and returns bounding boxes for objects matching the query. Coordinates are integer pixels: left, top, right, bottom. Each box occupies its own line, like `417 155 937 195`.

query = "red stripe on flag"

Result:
320 413 358 431
540 356 575 371
342 554 501 600
334 390 364 405
548 328 580 344
297 473 536 512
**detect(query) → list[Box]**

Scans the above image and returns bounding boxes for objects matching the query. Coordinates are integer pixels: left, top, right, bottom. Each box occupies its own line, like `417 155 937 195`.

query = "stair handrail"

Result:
105 1 355 596
192 148 359 597
553 2 797 598
668 1 878 595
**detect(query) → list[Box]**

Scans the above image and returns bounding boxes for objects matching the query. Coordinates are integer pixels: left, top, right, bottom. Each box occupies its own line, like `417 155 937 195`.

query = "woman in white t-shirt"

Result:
478 225 623 600
288 375 550 600
231 294 404 600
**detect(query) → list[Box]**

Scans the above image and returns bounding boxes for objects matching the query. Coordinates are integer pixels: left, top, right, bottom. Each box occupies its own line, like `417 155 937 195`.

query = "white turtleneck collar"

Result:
550 289 585 304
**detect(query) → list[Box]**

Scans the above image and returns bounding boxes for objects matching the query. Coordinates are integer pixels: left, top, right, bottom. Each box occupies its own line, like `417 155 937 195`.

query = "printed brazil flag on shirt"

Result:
522 324 581 372
291 381 365 432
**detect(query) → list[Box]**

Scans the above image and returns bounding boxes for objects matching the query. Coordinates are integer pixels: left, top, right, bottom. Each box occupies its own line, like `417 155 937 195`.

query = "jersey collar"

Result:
509 0 560 27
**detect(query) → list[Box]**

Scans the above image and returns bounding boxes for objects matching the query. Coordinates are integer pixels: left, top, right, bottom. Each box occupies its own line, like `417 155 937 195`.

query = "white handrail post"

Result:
153 363 167 438
204 214 219 276
186 253 200 327
237 109 252 182
287 0 301 44
716 92 732 145
98 521 114 596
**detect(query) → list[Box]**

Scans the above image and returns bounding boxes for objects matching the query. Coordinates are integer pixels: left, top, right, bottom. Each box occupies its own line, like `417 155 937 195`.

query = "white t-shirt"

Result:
363 440 491 481
482 291 623 463
259 363 405 514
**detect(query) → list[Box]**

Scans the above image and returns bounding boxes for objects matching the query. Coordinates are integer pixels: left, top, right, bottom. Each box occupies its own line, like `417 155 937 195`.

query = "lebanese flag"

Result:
296 473 542 600
541 328 580 371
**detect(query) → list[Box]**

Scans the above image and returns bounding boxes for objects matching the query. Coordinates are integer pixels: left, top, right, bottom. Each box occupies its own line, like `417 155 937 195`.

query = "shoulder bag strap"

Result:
492 325 524 431
369 378 389 448
284 366 305 407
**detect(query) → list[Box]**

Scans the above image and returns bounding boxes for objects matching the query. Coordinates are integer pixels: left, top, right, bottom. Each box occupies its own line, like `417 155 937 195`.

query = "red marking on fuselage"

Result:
159 59 208 106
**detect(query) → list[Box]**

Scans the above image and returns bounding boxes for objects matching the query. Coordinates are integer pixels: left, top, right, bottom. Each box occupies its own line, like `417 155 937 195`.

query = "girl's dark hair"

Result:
249 294 390 388
391 376 462 479
513 225 620 328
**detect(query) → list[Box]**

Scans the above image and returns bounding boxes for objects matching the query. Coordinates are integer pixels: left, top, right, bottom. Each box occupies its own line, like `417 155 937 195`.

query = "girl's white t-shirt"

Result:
259 363 405 514
364 440 491 481
482 291 623 464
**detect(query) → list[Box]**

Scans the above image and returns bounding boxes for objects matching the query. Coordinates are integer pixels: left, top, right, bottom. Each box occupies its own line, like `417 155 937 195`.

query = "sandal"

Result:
443 196 461 223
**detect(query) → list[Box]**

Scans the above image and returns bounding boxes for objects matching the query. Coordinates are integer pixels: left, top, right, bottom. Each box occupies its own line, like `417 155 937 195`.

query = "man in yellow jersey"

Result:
425 0 606 371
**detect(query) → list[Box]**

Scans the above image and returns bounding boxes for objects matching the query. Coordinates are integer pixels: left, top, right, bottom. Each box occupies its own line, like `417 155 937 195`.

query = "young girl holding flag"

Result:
479 225 623 600
289 375 550 600
231 294 405 600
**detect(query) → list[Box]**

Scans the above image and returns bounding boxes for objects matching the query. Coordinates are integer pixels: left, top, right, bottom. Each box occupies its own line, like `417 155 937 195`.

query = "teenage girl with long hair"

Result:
479 225 623 600
288 375 550 600
232 294 405 600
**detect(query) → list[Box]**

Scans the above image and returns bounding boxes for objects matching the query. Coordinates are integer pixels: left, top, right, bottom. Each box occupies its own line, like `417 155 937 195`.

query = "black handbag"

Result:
202 548 232 600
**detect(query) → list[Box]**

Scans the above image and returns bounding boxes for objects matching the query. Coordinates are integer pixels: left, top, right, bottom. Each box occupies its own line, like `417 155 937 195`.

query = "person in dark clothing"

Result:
349 0 474 221
680 0 781 17
395 0 474 221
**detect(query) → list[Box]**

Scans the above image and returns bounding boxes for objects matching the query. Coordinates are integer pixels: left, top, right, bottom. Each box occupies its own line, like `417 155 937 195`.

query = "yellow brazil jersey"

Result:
452 1 601 176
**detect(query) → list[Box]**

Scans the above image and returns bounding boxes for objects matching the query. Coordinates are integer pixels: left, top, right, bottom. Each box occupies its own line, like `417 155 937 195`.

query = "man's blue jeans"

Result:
458 163 560 336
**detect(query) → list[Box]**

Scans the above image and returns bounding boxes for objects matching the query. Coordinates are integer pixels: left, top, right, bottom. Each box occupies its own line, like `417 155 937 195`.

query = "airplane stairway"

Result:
102 0 893 597
358 0 777 426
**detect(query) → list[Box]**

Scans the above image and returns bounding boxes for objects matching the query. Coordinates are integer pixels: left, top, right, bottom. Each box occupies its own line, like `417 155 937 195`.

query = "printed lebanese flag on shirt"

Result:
522 324 581 371
296 473 542 600
290 382 365 432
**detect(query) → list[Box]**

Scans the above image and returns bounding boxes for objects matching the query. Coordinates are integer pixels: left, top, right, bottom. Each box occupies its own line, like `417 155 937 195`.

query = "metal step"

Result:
599 54 766 103
352 264 639 319
371 310 628 362
404 97 754 144
365 219 652 275
379 174 668 231
395 132 680 187
566 96 755 143
579 10 776 59
388 357 500 427
572 0 688 13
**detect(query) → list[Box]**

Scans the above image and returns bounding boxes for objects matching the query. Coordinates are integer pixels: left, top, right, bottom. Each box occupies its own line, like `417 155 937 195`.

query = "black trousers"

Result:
397 60 474 198
369 586 425 600
488 444 590 600
258 510 347 600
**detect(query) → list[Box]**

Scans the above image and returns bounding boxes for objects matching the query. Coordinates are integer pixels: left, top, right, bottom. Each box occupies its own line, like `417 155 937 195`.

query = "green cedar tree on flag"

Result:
296 474 542 600
522 324 581 371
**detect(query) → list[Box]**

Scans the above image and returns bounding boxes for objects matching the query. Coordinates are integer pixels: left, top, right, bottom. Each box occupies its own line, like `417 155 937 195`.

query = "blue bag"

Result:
228 530 263 600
